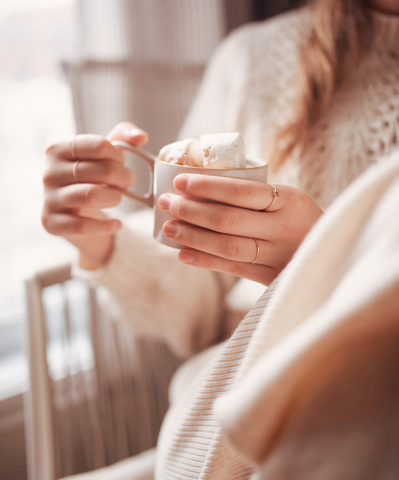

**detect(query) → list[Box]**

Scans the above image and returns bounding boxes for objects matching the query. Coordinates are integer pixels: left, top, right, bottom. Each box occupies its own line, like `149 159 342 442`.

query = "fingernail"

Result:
128 127 145 137
179 250 194 264
174 175 189 190
158 194 171 210
163 222 179 238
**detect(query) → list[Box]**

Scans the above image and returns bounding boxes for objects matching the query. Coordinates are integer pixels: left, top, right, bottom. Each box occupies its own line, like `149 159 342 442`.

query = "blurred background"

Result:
0 1 299 479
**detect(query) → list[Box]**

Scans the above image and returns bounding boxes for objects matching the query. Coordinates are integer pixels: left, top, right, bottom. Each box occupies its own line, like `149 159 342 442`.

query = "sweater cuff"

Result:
72 220 177 288
71 255 108 281
71 208 232 358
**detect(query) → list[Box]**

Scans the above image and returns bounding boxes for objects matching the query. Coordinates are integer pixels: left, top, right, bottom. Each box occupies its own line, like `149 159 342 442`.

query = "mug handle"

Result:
111 140 155 208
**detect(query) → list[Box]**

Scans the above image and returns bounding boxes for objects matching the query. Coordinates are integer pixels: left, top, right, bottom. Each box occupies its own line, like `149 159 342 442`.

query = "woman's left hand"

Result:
158 174 323 286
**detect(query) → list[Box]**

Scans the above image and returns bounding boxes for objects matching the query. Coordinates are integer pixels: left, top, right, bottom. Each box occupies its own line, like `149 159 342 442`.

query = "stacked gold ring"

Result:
252 238 260 264
70 138 80 183
260 184 279 211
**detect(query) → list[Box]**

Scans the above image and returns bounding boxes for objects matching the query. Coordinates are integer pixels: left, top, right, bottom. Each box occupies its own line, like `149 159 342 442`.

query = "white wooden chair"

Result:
24 263 181 480
23 3 279 478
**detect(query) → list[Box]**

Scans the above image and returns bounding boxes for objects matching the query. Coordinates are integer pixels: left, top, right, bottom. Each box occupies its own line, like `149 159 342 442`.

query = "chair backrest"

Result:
24 264 71 480
24 263 182 480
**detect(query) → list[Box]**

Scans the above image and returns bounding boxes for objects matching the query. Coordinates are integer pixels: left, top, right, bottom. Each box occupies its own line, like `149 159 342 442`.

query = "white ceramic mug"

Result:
112 140 268 249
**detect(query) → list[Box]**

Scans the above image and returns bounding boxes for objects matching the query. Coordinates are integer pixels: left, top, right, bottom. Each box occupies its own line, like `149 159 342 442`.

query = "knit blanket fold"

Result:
214 150 399 472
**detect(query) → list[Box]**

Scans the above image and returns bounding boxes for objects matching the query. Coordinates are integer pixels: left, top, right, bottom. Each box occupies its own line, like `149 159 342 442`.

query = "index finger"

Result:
46 134 125 165
173 174 285 212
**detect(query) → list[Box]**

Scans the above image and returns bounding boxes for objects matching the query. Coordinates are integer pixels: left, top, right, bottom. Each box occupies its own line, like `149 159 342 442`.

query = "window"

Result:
0 0 76 398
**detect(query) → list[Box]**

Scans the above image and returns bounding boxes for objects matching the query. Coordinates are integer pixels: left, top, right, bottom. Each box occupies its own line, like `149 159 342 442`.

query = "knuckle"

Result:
42 168 55 186
75 218 89 235
233 180 252 200
114 121 130 132
45 142 58 156
230 262 243 277
176 198 189 218
105 221 116 235
103 162 119 183
42 197 51 212
110 190 122 206
294 189 306 205
91 136 108 155
196 177 209 196
41 214 57 234
81 185 99 205
216 208 236 230
291 188 309 209
121 171 133 188
114 121 127 130
41 212 50 230
221 238 240 258
200 255 213 270
98 161 111 179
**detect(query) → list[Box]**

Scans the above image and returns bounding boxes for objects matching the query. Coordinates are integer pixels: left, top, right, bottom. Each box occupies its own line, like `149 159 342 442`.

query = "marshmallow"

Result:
200 132 246 169
158 138 203 167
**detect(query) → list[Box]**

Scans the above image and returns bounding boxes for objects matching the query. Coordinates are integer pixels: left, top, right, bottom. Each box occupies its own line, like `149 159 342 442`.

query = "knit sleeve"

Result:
72 32 247 357
72 209 236 358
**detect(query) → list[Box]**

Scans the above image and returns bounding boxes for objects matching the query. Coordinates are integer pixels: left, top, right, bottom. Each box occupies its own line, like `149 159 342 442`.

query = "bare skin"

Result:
42 0 398 283
42 121 322 285
42 123 148 269
159 176 322 285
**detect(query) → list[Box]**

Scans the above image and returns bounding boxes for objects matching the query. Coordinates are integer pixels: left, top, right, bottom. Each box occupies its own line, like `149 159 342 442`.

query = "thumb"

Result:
106 121 149 147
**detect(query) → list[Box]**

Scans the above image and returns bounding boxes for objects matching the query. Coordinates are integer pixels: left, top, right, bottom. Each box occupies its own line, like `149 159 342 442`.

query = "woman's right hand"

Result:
42 122 149 269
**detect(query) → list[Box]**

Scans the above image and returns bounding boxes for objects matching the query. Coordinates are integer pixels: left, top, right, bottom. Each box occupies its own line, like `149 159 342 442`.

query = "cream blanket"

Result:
214 149 399 478
65 150 399 479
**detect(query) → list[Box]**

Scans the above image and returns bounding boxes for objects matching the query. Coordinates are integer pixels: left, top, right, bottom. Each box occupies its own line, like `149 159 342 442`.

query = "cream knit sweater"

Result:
75 7 399 358
72 6 399 479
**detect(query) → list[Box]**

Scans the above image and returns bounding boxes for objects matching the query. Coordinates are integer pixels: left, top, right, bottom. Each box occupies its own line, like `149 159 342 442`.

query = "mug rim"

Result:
156 155 267 171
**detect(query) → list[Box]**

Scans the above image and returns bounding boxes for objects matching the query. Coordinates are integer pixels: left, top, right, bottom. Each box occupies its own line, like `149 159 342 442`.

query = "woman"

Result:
43 0 399 477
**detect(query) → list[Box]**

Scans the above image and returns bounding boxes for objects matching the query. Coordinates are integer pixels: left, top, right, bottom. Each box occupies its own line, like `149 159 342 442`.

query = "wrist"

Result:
79 236 115 270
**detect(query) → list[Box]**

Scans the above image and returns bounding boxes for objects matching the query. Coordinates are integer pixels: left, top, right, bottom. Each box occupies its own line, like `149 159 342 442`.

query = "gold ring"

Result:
70 137 77 159
72 160 80 183
252 238 260 264
260 184 279 211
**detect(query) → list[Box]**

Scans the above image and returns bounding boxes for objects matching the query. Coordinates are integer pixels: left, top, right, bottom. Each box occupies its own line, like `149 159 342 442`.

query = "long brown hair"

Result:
270 0 372 172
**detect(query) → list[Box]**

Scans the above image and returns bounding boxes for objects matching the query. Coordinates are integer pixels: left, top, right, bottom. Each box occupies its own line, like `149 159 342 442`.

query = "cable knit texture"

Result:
180 8 399 210
74 7 399 357
72 7 399 480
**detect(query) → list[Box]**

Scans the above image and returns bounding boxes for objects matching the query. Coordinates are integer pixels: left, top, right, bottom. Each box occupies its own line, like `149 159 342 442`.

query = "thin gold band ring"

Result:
70 137 77 159
72 160 80 183
252 238 260 264
70 137 80 183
